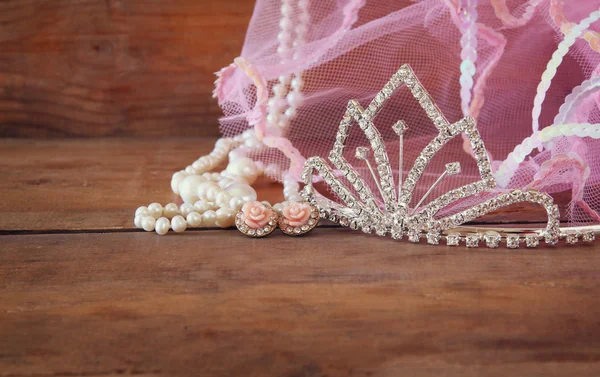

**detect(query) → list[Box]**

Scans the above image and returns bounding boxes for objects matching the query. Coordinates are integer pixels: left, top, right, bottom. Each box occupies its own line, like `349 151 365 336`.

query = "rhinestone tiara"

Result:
300 64 597 248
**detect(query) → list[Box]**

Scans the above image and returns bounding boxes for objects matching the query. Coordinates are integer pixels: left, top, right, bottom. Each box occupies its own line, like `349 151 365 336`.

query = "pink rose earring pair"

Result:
235 200 319 238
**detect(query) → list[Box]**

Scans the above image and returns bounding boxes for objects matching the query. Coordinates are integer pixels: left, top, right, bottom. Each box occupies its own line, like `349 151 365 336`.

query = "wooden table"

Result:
1 138 599 377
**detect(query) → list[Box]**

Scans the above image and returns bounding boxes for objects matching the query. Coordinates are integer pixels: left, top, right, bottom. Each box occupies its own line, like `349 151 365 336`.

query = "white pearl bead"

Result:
215 208 235 228
284 107 297 119
163 203 179 218
286 91 303 107
179 203 195 217
285 180 300 190
225 157 259 185
197 181 222 202
134 214 144 228
220 172 247 184
192 160 208 171
278 118 289 128
285 189 301 198
228 148 244 161
277 31 292 44
244 137 262 150
273 203 283 213
215 191 232 208
155 217 170 235
202 210 218 227
147 203 163 218
186 211 203 227
228 196 245 211
171 172 187 194
178 175 207 204
224 182 257 201
217 177 234 188
135 206 149 216
141 216 156 232
185 166 197 174
194 200 212 213
242 129 255 140
291 78 303 90
273 84 286 97
171 215 187 233
267 112 280 126
215 138 231 150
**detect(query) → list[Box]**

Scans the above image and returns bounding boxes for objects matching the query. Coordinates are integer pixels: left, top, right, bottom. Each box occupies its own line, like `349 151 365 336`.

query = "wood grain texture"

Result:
0 0 254 138
0 138 575 233
1 231 600 377
0 138 284 232
0 137 599 376
0 137 573 235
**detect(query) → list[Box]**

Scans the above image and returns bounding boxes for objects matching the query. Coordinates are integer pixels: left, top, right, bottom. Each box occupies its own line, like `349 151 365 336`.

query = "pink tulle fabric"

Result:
214 0 600 225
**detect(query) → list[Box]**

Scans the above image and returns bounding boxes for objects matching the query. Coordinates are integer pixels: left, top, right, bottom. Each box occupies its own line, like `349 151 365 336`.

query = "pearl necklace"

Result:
267 0 309 129
135 0 311 235
134 131 302 235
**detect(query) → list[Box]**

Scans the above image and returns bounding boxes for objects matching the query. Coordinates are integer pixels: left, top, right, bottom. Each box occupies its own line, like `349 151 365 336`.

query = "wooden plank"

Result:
0 231 599 376
0 0 254 137
0 138 576 233
0 138 283 232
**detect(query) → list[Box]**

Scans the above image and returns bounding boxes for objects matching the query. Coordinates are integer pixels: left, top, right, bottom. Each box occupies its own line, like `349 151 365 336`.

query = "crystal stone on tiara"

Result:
300 64 597 248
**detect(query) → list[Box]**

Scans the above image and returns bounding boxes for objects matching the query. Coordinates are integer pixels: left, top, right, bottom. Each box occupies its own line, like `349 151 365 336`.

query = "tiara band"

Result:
300 64 598 248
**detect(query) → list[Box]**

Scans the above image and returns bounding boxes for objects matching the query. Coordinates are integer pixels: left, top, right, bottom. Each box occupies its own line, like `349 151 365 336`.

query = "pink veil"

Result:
213 0 600 225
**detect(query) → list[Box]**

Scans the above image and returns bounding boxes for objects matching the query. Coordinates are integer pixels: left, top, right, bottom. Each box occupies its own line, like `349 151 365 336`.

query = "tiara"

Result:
300 64 597 248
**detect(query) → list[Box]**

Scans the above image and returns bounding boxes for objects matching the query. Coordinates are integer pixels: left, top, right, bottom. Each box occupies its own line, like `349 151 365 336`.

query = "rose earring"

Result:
235 201 278 237
278 201 319 236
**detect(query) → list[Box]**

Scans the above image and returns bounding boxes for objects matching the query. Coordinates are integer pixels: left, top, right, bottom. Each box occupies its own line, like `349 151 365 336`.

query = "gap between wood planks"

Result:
0 223 556 237
0 224 344 236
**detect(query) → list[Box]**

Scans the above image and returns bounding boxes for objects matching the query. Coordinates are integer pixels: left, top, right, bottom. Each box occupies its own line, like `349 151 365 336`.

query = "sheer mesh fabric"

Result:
214 0 600 225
